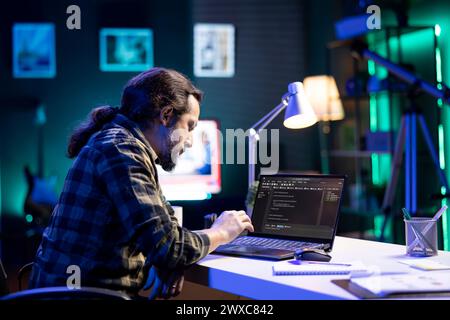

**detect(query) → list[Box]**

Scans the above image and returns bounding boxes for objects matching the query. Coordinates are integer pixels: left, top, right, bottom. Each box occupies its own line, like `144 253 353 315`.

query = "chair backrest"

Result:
0 259 9 296
17 262 34 291
0 260 130 300
1 286 131 300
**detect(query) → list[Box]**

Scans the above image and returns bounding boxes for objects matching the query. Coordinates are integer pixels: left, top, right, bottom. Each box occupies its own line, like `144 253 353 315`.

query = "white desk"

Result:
185 236 450 300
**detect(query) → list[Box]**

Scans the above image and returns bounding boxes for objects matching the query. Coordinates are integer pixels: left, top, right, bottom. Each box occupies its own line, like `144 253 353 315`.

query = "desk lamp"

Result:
303 75 344 122
303 75 344 173
247 82 317 213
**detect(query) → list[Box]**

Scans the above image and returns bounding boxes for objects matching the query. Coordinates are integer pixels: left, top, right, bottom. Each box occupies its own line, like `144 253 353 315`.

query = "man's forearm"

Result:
194 228 226 254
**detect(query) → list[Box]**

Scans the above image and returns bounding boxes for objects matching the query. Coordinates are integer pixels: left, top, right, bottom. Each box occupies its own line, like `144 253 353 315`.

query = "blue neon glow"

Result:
411 114 417 213
405 115 411 212
100 28 153 72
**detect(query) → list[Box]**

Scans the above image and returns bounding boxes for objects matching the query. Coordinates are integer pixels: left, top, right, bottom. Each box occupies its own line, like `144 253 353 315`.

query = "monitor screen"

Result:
158 120 221 200
252 175 345 240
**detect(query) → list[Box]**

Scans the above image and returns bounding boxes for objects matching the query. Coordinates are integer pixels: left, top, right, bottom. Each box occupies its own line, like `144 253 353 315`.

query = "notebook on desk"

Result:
272 260 369 275
333 273 450 299
350 273 450 297
214 174 346 260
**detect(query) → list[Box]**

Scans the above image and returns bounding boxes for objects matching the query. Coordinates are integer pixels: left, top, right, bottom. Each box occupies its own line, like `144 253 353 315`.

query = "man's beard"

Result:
159 127 184 172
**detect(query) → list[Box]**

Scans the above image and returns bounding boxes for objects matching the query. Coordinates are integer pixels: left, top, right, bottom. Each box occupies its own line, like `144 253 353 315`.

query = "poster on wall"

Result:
99 28 153 72
194 23 235 78
13 23 56 78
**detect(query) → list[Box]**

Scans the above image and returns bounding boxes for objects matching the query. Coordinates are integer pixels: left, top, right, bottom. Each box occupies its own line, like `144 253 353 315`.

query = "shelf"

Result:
329 150 391 158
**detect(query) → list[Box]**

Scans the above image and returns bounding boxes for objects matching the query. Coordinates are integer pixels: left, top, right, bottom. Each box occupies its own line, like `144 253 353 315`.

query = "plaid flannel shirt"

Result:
29 114 210 295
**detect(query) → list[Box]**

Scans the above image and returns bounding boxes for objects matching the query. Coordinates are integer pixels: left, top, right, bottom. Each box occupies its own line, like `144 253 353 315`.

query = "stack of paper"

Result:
350 273 450 297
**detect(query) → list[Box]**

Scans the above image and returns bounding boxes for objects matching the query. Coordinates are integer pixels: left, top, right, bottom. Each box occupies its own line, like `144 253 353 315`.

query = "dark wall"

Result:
0 0 320 229
0 0 192 217
304 0 341 76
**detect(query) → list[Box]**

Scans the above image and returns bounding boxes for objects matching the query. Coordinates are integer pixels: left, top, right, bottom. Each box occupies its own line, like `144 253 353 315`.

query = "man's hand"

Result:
210 210 254 243
197 210 255 253
144 266 184 300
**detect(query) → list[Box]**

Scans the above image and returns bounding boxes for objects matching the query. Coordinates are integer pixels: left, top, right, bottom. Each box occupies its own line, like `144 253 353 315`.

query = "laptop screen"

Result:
251 175 345 241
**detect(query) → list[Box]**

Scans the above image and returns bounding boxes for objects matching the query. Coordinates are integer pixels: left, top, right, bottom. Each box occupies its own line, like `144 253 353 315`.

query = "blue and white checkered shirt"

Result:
29 114 210 295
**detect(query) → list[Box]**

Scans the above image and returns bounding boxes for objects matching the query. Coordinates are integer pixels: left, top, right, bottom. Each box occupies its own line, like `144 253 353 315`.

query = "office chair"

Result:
0 259 8 296
17 262 34 291
0 260 131 300
1 286 131 300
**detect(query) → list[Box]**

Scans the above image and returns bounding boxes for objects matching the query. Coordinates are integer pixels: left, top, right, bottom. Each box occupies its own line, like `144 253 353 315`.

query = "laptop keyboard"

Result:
229 236 323 251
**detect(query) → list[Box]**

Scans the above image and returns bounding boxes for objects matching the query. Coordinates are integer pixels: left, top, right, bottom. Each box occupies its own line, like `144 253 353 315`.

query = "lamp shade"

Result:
303 75 344 121
283 82 318 129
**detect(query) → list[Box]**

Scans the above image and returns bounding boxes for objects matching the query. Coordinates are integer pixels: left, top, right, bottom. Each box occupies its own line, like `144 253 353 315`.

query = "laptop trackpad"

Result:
214 245 294 260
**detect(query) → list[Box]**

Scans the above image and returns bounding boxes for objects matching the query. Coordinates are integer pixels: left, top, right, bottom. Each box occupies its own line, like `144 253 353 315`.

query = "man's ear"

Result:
160 106 175 127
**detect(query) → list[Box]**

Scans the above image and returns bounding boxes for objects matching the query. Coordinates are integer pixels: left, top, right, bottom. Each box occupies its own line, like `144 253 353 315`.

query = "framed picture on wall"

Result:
13 23 56 78
194 23 235 78
100 28 153 72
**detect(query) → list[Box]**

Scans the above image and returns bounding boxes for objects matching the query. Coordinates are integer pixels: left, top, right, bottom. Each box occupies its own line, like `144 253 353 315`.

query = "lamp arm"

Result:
249 98 289 131
255 102 288 133
248 135 257 191
247 100 288 214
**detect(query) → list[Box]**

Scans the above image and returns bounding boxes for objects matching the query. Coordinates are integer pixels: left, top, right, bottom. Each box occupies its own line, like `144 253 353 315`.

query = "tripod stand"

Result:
349 40 450 242
380 91 450 241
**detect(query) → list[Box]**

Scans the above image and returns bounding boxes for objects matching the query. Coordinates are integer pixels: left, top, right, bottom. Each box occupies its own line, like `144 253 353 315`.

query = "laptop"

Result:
214 174 346 260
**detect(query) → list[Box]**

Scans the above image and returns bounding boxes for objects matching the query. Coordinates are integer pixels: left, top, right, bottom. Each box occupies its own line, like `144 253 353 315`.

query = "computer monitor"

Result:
157 119 221 200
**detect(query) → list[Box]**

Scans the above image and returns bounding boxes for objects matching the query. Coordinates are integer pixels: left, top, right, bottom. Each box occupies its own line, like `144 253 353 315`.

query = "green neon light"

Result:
434 25 448 250
371 154 381 185
374 215 384 239
444 198 449 250
436 48 442 83
25 214 33 223
377 92 390 130
368 60 382 238
377 92 391 185
370 94 377 130
439 125 445 169
369 87 380 185
435 24 441 37
368 60 376 76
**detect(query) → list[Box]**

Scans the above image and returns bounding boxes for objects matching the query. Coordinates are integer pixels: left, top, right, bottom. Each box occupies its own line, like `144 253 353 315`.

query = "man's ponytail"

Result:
67 106 119 158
